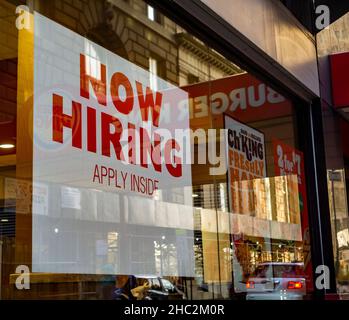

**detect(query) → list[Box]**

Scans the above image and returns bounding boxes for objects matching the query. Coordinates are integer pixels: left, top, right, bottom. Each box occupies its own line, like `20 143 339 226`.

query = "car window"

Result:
252 264 305 278
162 279 176 293
151 278 161 290
272 265 305 278
252 265 273 278
135 278 149 287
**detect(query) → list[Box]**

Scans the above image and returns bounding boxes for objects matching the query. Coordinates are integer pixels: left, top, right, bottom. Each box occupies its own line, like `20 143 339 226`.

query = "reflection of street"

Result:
154 235 179 276
112 275 185 300
328 169 349 294
232 234 304 289
245 262 306 300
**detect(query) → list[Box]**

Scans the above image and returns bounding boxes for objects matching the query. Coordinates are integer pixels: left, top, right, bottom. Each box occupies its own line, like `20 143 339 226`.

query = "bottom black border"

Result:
1 299 347 318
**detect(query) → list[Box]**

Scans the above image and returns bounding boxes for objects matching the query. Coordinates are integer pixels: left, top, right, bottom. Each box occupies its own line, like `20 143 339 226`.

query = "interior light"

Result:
192 194 199 198
1 219 9 222
0 143 15 149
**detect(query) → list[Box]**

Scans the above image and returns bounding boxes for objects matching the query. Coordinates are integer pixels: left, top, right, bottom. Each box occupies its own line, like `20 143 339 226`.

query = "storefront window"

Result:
322 102 349 296
0 0 314 300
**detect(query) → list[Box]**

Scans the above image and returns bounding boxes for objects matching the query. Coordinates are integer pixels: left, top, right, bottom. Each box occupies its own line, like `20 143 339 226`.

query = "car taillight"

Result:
246 281 255 289
287 281 303 289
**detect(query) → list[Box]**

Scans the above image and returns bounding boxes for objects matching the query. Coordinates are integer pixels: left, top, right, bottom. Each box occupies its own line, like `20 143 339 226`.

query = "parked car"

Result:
244 262 306 300
133 275 186 300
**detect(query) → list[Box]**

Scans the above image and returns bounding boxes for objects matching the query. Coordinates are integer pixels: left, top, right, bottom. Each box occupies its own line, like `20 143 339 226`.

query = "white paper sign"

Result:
225 115 266 215
32 13 194 276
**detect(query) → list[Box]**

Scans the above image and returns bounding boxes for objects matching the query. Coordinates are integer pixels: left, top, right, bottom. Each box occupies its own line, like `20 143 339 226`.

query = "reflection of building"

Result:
327 170 349 281
317 6 349 294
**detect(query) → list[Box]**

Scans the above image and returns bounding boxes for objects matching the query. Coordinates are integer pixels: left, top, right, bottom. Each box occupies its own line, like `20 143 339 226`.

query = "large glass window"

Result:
321 102 349 297
0 0 314 300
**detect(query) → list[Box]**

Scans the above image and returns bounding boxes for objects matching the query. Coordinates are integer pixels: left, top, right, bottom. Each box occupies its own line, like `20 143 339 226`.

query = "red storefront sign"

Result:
330 52 349 108
182 73 292 129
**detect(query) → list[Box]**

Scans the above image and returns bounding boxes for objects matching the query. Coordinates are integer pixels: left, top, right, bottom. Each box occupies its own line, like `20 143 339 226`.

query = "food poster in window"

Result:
273 139 313 292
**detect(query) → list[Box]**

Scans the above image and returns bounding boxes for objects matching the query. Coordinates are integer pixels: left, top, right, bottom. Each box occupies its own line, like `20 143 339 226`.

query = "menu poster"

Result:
225 115 266 215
